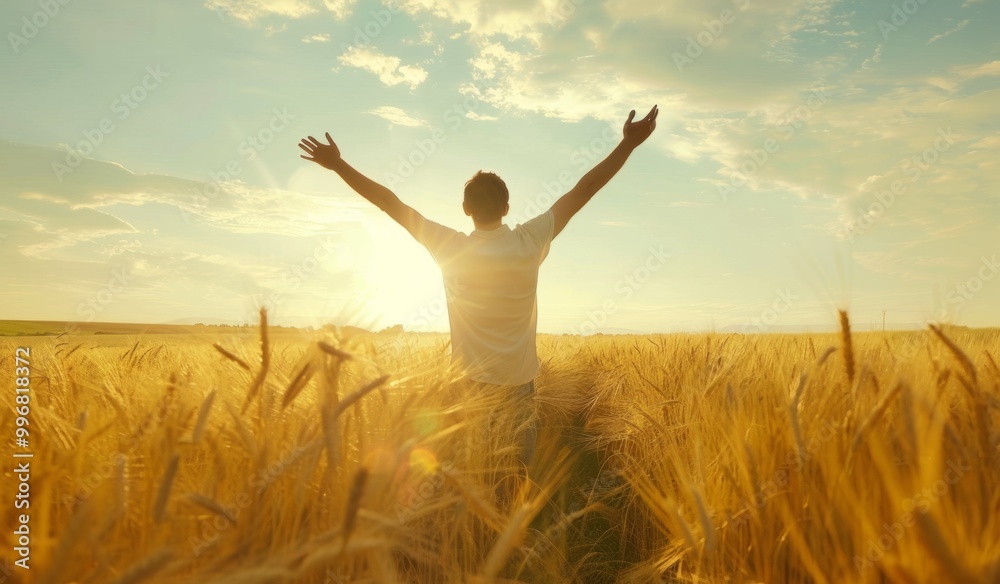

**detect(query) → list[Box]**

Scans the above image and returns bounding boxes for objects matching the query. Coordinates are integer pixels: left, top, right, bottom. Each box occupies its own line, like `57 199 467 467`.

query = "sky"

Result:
1 0 998 334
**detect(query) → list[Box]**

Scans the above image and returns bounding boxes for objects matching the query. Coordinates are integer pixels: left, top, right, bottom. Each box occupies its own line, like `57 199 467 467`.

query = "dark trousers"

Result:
469 378 539 472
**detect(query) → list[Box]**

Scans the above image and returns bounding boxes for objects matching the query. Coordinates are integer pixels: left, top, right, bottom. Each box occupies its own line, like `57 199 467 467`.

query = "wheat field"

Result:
2 310 999 583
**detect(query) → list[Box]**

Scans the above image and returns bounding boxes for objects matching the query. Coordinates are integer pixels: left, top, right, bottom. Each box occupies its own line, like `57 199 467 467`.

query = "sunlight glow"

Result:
363 221 448 331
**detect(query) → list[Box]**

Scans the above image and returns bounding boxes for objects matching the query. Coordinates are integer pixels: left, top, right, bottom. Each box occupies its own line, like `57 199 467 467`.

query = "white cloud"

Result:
322 0 358 20
926 19 972 45
394 0 567 44
861 44 883 70
264 23 288 36
0 140 359 242
302 33 330 43
952 60 1000 81
204 0 356 23
464 111 497 122
367 106 428 127
205 0 317 23
338 46 428 89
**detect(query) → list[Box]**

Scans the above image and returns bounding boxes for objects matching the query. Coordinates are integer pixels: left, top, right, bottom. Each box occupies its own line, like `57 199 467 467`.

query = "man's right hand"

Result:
299 132 343 171
622 105 658 149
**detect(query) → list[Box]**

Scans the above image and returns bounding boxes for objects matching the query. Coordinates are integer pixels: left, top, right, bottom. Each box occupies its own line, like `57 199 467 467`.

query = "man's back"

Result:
412 209 555 385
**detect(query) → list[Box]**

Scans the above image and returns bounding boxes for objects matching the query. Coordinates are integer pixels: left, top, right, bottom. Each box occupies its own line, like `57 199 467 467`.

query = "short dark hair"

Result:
464 171 509 223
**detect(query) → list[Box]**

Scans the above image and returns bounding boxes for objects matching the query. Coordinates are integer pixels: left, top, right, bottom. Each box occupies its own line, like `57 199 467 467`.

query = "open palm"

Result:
623 105 658 149
299 133 342 170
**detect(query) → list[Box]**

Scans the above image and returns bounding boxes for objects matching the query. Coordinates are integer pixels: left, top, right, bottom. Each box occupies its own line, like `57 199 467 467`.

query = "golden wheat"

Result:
0 315 997 583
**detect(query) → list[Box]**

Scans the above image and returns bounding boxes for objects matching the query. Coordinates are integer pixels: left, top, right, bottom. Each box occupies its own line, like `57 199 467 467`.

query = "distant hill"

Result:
0 319 248 336
717 322 956 334
0 319 349 337
161 317 245 326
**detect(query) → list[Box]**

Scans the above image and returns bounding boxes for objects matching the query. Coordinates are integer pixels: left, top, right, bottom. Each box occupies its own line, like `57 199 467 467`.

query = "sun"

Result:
363 225 449 331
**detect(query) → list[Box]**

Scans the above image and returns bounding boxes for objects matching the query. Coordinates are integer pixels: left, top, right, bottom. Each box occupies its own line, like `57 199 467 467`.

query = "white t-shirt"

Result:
409 209 555 386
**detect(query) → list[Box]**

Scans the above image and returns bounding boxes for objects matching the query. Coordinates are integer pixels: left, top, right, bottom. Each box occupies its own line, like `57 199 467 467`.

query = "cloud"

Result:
393 0 572 43
321 0 358 20
926 19 972 45
204 0 356 23
13 205 140 259
302 33 331 43
464 111 498 121
367 106 428 127
205 0 318 23
0 140 359 242
861 44 883 69
337 46 428 89
924 61 1000 93
264 23 288 36
0 140 373 324
952 60 1000 81
403 0 996 265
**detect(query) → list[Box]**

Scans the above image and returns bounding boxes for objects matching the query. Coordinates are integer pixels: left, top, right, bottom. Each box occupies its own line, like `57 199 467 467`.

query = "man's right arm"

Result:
550 105 659 239
299 132 425 236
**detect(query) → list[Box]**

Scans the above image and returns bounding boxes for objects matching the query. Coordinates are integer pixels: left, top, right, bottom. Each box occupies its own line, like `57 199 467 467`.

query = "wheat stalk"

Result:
213 343 251 371
838 310 855 385
109 548 173 584
192 390 216 444
153 454 181 523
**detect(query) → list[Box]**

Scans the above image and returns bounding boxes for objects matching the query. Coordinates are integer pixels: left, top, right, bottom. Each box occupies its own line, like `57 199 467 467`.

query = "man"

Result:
298 105 658 475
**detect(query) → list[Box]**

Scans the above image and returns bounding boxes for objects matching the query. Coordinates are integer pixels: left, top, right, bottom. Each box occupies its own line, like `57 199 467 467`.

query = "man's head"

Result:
463 171 509 225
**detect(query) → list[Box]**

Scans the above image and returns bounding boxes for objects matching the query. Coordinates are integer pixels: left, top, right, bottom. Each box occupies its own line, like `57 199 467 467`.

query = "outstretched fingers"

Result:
298 138 319 162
